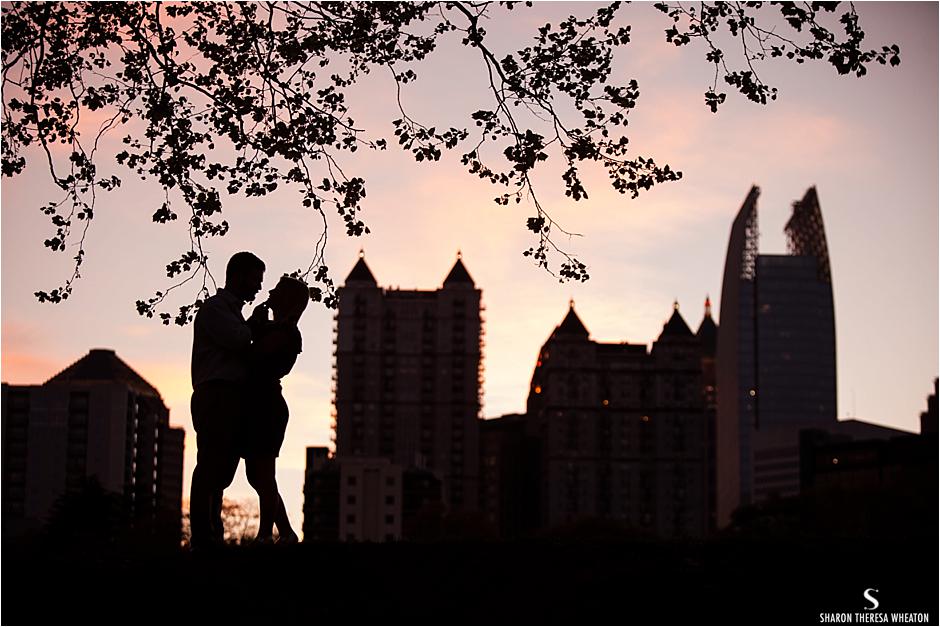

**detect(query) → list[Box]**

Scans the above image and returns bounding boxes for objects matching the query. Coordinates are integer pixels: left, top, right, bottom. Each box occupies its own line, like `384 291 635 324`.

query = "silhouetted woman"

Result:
244 276 309 544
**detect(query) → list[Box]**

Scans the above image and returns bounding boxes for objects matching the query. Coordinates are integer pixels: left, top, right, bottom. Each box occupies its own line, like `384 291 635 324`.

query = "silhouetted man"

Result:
189 251 267 551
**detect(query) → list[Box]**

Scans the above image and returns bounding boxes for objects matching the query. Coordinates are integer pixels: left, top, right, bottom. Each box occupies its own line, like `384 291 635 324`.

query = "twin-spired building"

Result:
332 252 482 514
523 301 714 537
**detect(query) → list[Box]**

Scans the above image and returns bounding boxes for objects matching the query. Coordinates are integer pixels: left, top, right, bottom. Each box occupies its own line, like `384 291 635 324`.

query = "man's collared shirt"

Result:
191 288 252 388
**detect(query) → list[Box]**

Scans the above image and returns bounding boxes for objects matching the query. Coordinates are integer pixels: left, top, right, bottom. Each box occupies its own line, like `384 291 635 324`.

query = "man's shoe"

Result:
276 531 299 546
247 534 275 547
190 537 225 556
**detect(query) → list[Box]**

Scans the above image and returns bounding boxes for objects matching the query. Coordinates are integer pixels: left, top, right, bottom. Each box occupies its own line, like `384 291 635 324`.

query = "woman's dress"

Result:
243 321 301 458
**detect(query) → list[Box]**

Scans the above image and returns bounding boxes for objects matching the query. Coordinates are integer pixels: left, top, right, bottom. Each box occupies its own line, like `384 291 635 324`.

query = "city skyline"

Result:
2 3 937 535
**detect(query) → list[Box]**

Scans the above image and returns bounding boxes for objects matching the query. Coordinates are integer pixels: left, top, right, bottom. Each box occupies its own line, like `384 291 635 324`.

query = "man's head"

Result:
225 252 265 303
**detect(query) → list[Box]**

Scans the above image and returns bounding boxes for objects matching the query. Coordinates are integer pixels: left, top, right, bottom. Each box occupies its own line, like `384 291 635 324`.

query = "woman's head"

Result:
267 276 310 324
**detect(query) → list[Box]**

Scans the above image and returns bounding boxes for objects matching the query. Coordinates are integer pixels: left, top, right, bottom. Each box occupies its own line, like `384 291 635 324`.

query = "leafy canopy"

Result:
1 1 899 324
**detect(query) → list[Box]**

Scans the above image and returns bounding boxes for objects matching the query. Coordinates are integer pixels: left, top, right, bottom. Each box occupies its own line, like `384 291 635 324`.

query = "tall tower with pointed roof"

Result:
333 252 481 513
695 296 719 532
716 186 837 526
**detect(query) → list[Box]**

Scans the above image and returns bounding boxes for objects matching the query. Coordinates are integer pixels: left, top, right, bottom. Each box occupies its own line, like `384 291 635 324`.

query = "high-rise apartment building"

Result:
716 187 838 525
333 253 482 512
1 349 185 542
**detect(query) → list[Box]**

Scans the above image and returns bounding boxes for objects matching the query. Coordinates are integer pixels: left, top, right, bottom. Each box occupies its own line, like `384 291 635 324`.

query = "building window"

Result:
385 476 396 487
347 495 357 505
385 514 395 525
385 495 395 505
347 514 356 524
347 476 358 486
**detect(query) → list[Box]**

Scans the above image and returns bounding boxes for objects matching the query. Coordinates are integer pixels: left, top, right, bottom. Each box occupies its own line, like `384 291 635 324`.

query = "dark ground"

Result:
3 536 937 625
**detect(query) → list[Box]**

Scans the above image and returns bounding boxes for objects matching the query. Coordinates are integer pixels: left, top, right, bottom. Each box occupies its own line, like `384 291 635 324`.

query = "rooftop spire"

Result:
345 252 377 285
696 295 718 356
443 254 475 287
659 302 694 340
555 301 589 338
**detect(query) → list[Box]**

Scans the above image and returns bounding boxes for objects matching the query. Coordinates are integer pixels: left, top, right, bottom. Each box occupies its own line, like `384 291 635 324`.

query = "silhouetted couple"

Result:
189 251 309 551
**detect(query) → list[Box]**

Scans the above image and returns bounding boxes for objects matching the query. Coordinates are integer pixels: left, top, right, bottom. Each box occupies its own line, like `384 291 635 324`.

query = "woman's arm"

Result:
253 325 300 379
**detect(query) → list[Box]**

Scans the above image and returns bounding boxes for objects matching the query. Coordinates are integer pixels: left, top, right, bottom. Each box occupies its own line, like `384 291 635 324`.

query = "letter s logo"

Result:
863 588 880 611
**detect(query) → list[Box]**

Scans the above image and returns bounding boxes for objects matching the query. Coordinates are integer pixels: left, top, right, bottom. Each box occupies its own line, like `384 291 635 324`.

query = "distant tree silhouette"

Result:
38 478 183 552
220 498 261 544
2 2 899 321
40 477 129 554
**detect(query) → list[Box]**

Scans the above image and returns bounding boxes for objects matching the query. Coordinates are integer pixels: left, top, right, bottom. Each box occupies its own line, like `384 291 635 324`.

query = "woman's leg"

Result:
245 455 278 539
274 491 297 541
271 403 297 541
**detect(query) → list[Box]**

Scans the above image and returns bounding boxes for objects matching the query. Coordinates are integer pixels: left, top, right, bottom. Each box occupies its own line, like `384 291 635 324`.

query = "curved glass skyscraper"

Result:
716 187 837 526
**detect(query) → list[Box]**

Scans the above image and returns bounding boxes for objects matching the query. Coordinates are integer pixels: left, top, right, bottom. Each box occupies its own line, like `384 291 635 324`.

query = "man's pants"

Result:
190 381 243 548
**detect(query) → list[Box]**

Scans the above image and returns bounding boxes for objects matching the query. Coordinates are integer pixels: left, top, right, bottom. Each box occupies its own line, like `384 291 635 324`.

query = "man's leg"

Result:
190 389 212 549
192 445 239 546
191 386 233 549
190 382 243 548
190 449 214 549
209 491 223 543
210 452 240 542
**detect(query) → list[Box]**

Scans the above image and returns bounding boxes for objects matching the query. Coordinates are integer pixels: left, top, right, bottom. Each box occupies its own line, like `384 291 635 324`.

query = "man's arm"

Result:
197 297 251 351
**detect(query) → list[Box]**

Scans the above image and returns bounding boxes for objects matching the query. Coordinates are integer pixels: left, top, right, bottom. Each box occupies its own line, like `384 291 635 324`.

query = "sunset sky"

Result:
2 2 937 535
